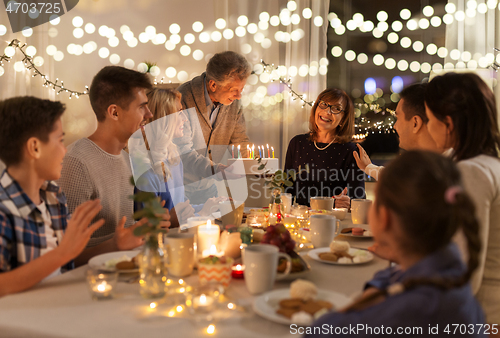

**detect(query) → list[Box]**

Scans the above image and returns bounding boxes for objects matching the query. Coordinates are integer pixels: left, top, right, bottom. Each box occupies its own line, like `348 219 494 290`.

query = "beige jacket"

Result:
176 72 250 201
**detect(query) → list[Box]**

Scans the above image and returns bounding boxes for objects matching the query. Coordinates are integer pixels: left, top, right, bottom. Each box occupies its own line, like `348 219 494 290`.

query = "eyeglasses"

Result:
318 100 344 115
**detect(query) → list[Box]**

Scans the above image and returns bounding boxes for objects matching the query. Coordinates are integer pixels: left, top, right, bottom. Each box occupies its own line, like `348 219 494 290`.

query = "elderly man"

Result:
176 51 252 204
353 83 436 180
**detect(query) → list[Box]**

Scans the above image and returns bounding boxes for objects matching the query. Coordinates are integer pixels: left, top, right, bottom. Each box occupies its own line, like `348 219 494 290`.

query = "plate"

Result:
88 250 140 273
278 254 311 281
253 289 351 325
339 225 373 238
307 248 374 265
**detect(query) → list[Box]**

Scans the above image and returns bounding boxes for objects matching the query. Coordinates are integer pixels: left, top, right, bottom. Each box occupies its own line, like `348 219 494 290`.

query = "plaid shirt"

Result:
0 170 73 272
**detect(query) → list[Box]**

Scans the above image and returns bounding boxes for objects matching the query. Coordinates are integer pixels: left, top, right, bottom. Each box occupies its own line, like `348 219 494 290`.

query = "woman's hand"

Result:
334 187 350 209
353 144 372 171
198 196 228 216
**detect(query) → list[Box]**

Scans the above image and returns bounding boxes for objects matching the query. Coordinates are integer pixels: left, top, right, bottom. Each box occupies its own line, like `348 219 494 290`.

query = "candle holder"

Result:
186 284 223 314
231 264 245 279
86 269 118 300
198 256 233 288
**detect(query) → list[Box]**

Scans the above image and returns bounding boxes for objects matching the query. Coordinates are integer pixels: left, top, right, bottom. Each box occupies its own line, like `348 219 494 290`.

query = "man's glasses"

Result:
318 100 344 115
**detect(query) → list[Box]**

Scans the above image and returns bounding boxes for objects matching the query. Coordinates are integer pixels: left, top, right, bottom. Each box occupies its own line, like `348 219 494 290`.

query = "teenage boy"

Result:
58 66 170 265
0 96 105 297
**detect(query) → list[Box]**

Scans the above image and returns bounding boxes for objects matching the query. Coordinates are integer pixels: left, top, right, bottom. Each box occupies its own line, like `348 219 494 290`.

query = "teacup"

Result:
351 199 373 224
310 196 334 211
243 244 291 294
310 214 339 248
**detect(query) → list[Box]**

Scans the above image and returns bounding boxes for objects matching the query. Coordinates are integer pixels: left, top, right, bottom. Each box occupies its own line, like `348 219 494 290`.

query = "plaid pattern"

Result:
0 170 73 272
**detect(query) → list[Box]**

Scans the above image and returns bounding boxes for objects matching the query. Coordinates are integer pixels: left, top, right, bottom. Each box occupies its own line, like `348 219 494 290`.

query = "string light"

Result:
489 47 500 71
1 39 88 98
261 59 314 107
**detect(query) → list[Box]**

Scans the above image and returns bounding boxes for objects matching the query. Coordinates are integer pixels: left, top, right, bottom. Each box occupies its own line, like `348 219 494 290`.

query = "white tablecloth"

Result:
0 221 386 338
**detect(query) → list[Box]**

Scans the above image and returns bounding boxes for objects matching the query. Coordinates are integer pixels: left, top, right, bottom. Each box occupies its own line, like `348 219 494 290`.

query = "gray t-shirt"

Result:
58 138 134 247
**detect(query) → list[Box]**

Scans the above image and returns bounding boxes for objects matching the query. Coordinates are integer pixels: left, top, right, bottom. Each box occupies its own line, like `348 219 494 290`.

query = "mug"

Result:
310 196 334 211
243 244 291 294
310 214 339 248
165 233 195 277
211 201 245 228
351 199 373 224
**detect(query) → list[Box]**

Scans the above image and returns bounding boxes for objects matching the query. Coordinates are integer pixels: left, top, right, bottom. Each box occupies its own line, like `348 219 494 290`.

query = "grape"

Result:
270 238 281 247
276 224 286 233
285 240 296 252
280 231 291 242
266 225 277 234
262 233 272 243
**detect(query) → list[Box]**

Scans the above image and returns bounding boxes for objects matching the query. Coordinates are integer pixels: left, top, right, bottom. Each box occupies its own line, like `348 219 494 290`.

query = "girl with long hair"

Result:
307 151 486 337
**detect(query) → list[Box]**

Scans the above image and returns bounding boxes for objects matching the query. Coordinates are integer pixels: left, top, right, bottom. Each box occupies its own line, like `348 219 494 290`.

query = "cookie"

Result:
116 261 136 270
318 252 339 262
279 298 304 309
315 300 334 310
341 227 353 233
300 300 325 315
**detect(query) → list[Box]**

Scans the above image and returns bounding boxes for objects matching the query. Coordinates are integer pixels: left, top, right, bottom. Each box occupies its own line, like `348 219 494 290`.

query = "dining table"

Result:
0 215 387 338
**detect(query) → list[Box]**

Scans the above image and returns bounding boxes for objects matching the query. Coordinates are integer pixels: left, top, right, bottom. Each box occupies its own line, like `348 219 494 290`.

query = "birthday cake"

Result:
227 158 279 175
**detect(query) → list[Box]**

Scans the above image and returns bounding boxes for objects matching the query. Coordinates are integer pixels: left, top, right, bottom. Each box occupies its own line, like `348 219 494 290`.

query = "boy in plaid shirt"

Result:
0 96 105 297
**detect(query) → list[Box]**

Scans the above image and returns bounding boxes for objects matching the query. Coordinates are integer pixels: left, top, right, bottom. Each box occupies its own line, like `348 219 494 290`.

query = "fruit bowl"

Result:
261 224 310 280
277 250 311 280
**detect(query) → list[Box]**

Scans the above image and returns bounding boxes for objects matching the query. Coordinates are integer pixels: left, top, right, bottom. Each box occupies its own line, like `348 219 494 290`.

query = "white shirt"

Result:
38 201 61 280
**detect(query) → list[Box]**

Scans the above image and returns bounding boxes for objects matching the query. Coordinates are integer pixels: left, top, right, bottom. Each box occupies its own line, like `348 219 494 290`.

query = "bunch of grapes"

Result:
261 223 296 254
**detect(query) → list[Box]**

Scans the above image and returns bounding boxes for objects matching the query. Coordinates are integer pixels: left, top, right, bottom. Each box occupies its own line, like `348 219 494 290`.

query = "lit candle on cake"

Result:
252 144 255 158
232 145 234 158
237 145 241 158
272 147 275 158
197 220 220 256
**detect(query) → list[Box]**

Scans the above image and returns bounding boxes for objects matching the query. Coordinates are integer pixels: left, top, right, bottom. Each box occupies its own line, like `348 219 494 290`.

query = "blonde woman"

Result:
133 88 221 227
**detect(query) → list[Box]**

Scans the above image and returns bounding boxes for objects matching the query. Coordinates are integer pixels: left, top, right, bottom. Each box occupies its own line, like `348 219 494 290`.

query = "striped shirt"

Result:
0 170 73 272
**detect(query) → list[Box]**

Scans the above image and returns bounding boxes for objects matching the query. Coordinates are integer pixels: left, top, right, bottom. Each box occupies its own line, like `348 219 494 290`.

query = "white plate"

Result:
308 248 374 265
279 254 312 281
339 225 373 238
88 250 140 273
253 289 351 325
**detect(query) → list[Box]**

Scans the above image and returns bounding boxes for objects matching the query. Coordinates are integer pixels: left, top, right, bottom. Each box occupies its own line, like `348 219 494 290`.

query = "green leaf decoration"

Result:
284 180 293 187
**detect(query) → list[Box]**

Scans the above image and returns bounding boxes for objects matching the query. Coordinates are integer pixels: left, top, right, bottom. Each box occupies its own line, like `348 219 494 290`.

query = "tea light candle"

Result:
92 281 113 299
198 220 220 256
193 293 214 309
231 264 245 279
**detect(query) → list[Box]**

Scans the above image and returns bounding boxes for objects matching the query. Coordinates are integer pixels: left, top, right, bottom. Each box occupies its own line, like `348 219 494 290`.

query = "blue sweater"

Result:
305 244 486 337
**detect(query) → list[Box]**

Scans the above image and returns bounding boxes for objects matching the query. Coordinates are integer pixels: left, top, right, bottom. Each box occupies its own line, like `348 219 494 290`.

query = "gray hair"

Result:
206 51 252 84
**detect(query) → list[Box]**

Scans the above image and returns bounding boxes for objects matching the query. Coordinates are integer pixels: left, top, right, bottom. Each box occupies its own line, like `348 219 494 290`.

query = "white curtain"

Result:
444 0 500 127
